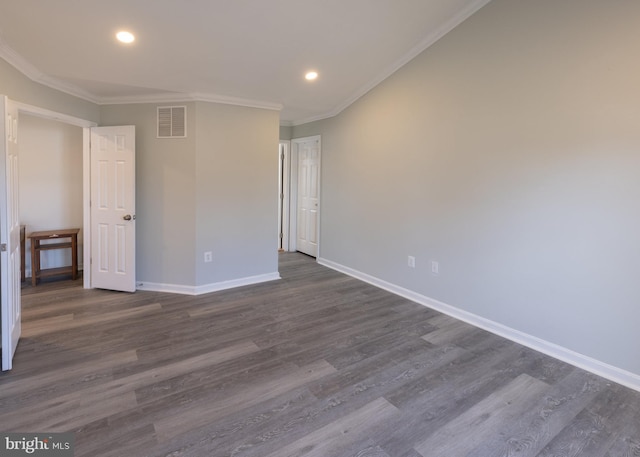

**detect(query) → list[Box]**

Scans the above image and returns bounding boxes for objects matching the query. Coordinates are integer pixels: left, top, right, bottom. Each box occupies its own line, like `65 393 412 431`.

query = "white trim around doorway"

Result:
13 102 97 289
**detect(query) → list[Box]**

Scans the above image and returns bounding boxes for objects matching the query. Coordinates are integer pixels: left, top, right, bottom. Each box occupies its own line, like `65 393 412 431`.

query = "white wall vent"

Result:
157 106 187 138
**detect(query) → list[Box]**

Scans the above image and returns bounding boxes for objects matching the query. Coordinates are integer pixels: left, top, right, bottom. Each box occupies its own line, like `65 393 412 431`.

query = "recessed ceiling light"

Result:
116 31 135 44
305 71 318 81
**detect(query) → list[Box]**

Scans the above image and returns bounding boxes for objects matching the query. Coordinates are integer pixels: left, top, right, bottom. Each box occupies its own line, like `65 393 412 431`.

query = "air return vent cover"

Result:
157 106 186 138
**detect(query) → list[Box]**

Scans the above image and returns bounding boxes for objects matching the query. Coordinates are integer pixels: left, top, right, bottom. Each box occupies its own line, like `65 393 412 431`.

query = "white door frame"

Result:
12 102 96 288
290 135 321 257
278 140 291 251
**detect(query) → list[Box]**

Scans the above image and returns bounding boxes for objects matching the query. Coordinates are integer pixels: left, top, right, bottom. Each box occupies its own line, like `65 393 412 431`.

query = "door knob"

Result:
123 214 132 221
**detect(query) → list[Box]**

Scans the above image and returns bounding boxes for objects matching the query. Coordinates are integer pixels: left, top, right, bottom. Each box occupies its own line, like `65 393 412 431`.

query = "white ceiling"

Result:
0 0 490 125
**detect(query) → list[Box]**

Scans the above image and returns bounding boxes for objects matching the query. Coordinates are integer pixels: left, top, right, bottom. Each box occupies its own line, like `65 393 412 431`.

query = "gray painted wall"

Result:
279 125 293 140
101 102 280 288
4 0 639 377
194 102 280 286
100 103 198 287
2 62 279 289
293 0 640 376
19 116 83 276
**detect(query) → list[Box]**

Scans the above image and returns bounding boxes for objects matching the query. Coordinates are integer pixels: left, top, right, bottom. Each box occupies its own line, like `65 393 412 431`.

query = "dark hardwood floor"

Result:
1 252 639 456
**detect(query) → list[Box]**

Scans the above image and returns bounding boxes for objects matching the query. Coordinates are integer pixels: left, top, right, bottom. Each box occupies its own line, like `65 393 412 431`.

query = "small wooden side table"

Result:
29 228 80 286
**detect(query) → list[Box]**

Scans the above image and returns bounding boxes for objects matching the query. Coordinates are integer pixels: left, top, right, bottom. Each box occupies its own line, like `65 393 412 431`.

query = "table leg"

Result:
71 233 78 280
31 239 38 286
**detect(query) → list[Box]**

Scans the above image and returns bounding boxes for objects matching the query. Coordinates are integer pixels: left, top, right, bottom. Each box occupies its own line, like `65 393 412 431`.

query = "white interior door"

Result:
295 137 320 257
0 96 21 371
90 126 136 292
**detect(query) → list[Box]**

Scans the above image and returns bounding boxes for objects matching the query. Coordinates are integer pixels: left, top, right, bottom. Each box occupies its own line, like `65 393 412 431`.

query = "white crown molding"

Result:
100 91 283 111
189 92 283 111
289 0 493 127
0 39 282 111
37 74 102 104
0 39 102 103
92 92 191 105
0 38 44 81
317 256 640 393
289 112 336 127
2 0 490 124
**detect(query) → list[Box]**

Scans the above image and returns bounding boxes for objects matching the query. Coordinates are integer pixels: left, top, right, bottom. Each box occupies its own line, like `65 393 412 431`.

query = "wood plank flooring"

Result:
1 252 640 456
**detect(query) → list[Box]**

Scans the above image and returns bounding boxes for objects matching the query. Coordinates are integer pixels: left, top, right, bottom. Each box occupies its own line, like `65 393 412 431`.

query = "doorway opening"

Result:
13 102 96 289
19 115 84 285
291 135 321 258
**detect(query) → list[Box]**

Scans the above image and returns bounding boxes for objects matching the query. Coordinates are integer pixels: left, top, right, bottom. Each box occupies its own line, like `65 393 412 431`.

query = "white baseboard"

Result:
318 257 640 393
136 272 281 296
136 281 199 295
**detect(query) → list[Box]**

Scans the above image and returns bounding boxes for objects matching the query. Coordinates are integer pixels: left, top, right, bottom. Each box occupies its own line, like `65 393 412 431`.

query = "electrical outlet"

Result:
431 260 439 275
408 256 416 268
204 251 213 263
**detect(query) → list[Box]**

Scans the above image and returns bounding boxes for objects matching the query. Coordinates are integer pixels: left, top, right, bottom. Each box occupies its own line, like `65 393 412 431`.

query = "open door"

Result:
0 96 21 371
90 126 136 292
294 136 320 257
